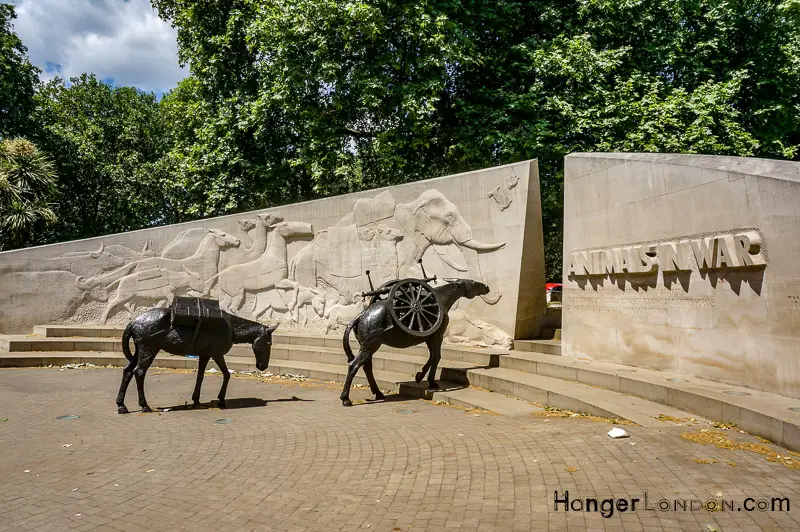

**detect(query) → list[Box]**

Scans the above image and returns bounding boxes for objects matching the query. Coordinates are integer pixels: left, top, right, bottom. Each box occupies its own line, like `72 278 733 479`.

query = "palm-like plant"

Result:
0 138 58 250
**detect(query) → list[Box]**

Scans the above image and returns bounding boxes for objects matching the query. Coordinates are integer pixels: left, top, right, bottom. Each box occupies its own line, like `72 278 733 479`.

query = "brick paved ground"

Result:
0 368 798 532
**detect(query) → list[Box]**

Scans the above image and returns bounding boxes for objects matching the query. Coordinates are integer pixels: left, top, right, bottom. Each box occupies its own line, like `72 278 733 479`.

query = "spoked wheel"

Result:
387 279 443 337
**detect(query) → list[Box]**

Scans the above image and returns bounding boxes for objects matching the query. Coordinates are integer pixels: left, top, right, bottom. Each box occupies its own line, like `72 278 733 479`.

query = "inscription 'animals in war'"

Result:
567 230 766 279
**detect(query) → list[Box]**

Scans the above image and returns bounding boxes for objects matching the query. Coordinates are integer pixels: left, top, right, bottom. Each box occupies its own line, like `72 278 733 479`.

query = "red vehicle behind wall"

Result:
545 282 562 304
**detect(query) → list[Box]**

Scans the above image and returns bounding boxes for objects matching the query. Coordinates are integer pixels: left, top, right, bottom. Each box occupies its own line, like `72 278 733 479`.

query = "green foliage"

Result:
3 1 800 283
151 0 800 280
32 74 173 242
0 138 58 249
0 4 39 139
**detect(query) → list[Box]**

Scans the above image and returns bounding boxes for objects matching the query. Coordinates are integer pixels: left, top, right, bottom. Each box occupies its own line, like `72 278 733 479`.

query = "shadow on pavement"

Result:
160 396 312 411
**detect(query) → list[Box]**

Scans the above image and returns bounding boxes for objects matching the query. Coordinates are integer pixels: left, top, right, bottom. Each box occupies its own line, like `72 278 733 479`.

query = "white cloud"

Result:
11 0 187 94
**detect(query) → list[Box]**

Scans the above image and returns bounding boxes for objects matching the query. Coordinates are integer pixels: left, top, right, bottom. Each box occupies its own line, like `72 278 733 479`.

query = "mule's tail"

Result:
342 311 364 363
121 322 137 362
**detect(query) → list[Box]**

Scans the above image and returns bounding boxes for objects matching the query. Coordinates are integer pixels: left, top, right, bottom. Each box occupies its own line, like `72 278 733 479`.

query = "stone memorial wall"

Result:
562 153 800 398
0 161 546 347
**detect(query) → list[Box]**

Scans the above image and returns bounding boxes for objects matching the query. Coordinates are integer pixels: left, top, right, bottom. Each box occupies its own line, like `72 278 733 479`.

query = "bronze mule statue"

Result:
117 298 278 414
340 277 490 406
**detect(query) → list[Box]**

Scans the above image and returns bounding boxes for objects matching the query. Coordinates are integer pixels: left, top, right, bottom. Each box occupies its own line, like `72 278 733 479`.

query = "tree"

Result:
152 0 800 280
32 74 174 242
0 137 57 250
0 4 39 139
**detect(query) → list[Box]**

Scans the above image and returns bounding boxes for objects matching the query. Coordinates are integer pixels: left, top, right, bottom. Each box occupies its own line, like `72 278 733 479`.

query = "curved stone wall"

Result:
0 161 546 345
562 153 800 398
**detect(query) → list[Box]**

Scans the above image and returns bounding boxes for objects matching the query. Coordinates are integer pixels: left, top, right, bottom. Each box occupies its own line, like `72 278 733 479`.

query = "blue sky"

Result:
11 0 187 97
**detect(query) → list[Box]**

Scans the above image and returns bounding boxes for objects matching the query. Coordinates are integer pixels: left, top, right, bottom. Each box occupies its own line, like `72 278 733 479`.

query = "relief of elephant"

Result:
290 189 505 304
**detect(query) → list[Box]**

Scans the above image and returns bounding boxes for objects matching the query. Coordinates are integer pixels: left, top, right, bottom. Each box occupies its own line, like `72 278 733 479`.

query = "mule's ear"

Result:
267 324 279 333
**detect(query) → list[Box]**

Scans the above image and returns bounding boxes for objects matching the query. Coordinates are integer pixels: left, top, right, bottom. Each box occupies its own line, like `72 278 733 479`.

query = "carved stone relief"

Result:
291 189 506 305
488 172 520 211
445 309 513 349
5 189 510 345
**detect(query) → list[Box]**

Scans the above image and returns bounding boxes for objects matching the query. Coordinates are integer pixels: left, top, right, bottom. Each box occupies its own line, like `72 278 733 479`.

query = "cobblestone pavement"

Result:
1 368 799 532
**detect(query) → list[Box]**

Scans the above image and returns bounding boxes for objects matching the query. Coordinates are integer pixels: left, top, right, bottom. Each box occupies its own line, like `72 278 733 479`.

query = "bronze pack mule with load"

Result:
338 260 491 406
116 297 277 414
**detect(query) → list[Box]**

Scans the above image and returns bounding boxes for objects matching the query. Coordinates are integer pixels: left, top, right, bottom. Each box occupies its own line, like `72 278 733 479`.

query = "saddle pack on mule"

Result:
170 297 227 350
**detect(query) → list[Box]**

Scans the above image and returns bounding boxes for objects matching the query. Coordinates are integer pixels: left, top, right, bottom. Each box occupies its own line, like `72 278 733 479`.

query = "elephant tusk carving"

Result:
459 239 506 252
481 291 502 305
434 245 468 272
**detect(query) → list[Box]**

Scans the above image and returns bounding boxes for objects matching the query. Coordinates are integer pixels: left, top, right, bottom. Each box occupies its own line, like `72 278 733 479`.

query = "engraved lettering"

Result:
658 241 689 271
638 245 658 274
567 229 766 281
714 237 735 268
691 237 716 269
734 231 766 267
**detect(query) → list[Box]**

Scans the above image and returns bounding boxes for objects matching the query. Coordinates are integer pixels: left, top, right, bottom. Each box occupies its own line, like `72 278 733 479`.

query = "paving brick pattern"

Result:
0 368 798 531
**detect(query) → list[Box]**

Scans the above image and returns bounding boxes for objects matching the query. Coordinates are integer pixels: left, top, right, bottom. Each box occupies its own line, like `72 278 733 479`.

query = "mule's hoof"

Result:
414 372 424 383
374 392 386 401
218 401 226 409
192 401 202 409
342 398 353 407
427 381 440 390
141 405 153 413
118 405 129 414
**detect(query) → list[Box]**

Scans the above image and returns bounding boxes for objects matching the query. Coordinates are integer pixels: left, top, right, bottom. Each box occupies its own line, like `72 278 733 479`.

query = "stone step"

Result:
268 333 507 366
0 335 123 353
263 359 459 399
6 332 800 449
0 351 166 369
13 327 509 366
32 325 125 338
260 344 478 383
463 367 709 427
432 387 545 416
274 342 501 368
498 351 800 450
512 339 561 355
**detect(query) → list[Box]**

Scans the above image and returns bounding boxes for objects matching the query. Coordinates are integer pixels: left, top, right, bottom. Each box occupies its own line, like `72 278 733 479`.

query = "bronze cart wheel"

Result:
387 279 443 337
